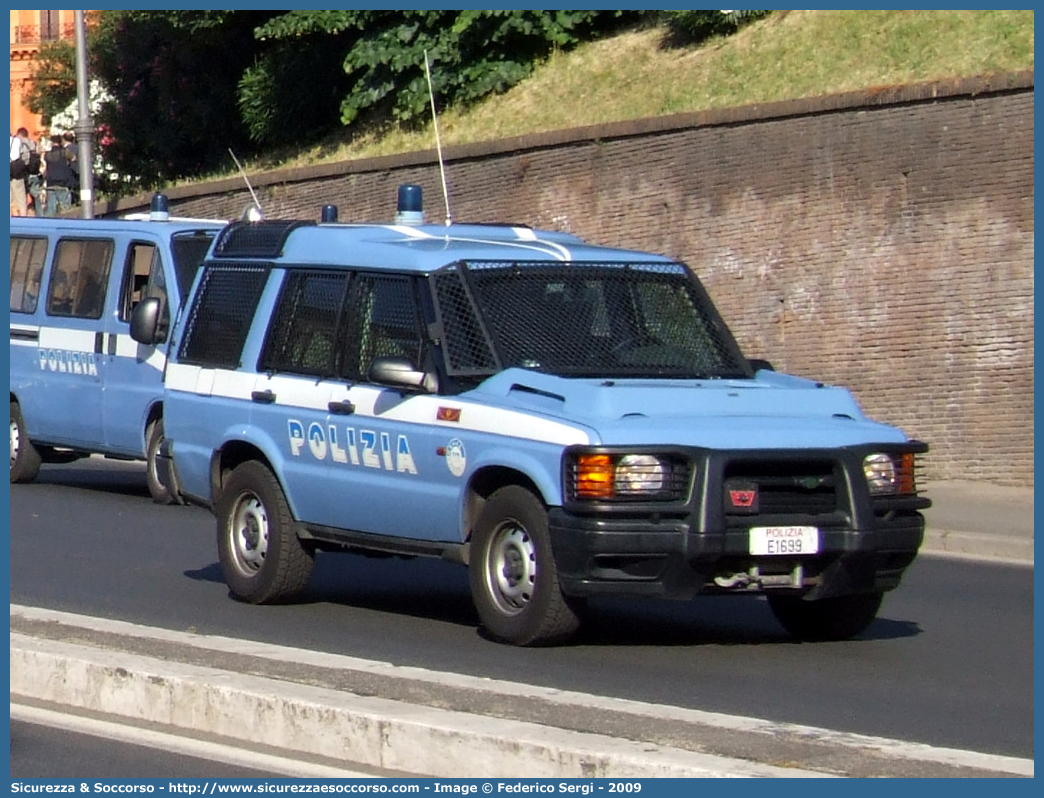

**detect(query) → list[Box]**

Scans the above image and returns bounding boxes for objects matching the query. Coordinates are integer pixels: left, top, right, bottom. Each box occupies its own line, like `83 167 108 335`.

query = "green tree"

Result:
26 11 645 189
250 11 642 136
24 39 78 127
88 10 280 189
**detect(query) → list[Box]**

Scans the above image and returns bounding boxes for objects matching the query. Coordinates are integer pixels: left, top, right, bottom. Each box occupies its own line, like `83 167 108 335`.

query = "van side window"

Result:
47 238 115 319
178 264 269 368
259 270 350 377
9 236 48 314
341 274 425 381
119 242 168 324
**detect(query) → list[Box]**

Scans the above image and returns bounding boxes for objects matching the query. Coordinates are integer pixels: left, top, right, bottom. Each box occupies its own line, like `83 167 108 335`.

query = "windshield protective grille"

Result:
431 260 750 380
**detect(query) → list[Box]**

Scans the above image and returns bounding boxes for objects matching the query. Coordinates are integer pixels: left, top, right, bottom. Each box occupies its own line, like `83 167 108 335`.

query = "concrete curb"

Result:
10 606 1034 779
10 632 834 779
921 529 1033 565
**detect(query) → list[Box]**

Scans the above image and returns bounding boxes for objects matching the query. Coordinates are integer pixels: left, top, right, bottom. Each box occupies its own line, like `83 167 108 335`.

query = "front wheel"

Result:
768 591 884 641
10 401 42 484
469 486 581 646
145 419 179 504
216 461 314 604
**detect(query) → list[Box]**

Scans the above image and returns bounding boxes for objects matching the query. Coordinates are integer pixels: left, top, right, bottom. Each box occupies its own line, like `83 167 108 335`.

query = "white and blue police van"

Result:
151 185 930 646
9 196 227 502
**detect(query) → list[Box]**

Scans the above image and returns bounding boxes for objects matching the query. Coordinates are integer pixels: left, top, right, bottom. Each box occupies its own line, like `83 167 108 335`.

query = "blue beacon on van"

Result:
144 185 929 647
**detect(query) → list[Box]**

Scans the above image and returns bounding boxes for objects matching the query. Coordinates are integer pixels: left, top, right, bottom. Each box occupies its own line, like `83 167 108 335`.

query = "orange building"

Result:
10 9 80 137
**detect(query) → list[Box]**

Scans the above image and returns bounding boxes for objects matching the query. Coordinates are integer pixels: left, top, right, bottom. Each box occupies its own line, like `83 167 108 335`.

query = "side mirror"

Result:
748 358 775 373
368 355 436 393
130 296 166 345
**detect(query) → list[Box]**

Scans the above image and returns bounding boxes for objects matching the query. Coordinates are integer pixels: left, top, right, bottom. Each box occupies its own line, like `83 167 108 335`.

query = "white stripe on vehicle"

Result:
165 363 591 447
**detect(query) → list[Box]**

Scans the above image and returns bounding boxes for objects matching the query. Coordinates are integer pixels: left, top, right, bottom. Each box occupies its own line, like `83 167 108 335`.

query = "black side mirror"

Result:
368 355 437 393
748 358 775 373
130 296 166 345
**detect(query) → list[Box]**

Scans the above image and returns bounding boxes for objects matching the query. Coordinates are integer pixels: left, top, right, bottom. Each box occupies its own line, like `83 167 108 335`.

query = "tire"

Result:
469 486 581 646
216 461 314 604
768 591 884 642
145 419 179 504
10 401 42 484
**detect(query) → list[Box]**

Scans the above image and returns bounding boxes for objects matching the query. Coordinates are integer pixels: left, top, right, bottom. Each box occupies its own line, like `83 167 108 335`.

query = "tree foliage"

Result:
88 10 281 189
662 10 771 46
247 11 642 139
29 11 644 191
24 39 78 126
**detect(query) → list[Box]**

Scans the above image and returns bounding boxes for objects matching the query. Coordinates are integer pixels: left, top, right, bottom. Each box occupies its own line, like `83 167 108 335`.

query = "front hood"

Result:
467 368 910 449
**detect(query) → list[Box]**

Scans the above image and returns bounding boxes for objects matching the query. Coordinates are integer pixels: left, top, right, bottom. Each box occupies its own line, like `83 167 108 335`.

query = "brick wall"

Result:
109 71 1034 487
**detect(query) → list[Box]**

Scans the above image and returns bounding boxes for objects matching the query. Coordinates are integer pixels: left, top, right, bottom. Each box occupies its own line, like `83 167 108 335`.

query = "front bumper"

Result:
550 442 929 600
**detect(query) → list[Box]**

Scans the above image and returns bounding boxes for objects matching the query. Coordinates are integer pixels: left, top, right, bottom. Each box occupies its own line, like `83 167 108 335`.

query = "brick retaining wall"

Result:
107 71 1034 487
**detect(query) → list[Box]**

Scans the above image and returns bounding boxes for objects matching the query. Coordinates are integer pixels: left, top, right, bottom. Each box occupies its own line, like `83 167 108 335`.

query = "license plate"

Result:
749 526 819 555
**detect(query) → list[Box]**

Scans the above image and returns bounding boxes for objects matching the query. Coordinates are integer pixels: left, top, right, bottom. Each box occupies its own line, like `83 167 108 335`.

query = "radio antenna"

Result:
424 50 452 226
229 148 263 220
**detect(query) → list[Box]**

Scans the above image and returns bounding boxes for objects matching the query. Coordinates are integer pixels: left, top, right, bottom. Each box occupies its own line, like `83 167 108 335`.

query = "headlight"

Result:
615 454 666 494
863 453 897 495
575 452 673 500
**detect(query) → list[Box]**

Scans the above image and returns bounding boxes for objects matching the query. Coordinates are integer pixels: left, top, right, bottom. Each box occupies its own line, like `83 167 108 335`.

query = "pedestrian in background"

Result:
62 131 80 203
25 136 44 216
41 134 75 217
10 128 30 216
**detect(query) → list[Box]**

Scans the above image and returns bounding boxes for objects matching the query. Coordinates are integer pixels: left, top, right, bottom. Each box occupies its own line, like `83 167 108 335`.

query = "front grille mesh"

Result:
724 460 838 516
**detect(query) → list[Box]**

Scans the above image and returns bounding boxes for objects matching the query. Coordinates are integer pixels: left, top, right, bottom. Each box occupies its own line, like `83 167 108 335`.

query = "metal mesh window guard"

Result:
178 263 269 368
432 260 750 379
341 274 426 382
260 270 350 377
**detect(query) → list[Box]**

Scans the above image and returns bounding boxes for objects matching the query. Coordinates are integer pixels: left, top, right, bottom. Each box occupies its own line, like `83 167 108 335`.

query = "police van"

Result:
153 186 930 646
9 197 227 502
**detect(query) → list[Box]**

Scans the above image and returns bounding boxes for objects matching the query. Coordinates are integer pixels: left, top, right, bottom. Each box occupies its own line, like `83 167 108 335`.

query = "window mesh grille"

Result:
178 263 269 368
260 270 349 377
341 274 425 381
432 260 749 379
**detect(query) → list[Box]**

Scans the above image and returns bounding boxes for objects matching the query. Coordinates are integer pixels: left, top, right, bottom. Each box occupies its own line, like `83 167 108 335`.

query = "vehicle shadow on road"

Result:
185 553 922 647
571 595 922 646
33 462 151 499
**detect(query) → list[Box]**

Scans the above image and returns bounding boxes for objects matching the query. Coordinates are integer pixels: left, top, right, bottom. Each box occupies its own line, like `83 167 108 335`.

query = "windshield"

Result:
432 260 752 380
171 230 220 303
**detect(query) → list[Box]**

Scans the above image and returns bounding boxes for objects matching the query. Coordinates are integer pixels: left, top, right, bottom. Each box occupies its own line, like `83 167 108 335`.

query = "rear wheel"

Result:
216 461 314 604
10 401 41 484
768 591 884 641
469 486 581 646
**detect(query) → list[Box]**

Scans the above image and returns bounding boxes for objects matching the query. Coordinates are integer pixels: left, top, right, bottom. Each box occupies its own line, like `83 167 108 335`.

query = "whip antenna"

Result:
424 50 452 226
229 148 263 220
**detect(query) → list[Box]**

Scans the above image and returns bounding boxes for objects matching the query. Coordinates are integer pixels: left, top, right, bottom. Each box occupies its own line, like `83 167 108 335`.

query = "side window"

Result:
341 274 425 382
9 236 48 314
118 242 167 324
177 264 269 368
46 238 115 319
259 270 350 377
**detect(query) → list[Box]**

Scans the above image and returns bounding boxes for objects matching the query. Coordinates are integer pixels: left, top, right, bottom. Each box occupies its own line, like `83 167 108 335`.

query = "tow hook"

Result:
714 564 805 590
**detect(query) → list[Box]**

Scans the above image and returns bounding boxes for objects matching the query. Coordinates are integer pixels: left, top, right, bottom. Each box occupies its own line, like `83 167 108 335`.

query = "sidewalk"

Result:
920 480 1034 565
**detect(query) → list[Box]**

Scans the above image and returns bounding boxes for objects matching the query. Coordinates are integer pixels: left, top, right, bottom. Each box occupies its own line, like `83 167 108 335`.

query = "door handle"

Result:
251 390 276 404
328 400 356 415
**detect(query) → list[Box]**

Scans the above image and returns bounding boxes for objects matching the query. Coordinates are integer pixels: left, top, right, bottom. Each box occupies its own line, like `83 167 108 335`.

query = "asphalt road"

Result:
8 458 1035 760
10 719 280 779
